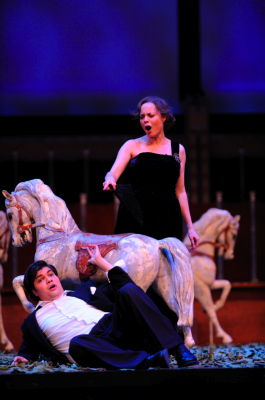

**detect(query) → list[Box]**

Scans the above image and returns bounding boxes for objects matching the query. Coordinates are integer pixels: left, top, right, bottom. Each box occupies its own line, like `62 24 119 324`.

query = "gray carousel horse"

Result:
183 208 240 344
2 179 195 348
0 210 14 351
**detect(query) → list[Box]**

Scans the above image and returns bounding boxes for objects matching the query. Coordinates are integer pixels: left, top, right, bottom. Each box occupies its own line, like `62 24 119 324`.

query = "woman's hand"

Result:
103 174 116 191
188 227 200 249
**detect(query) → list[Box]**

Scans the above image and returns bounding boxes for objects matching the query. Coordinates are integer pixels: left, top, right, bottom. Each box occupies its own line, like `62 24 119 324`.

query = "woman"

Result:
103 96 199 248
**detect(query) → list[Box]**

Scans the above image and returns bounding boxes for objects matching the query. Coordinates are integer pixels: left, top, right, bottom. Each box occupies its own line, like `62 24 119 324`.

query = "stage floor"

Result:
1 343 265 398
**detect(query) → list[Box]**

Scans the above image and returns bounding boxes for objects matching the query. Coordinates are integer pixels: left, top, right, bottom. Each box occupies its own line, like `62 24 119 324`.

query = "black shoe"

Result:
173 344 198 367
145 349 170 369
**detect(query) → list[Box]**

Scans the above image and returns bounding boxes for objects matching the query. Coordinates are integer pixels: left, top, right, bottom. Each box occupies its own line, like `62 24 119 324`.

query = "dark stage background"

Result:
0 0 265 289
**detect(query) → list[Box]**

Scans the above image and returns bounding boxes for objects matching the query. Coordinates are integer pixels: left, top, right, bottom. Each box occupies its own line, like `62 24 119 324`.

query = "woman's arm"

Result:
103 140 135 190
175 144 199 248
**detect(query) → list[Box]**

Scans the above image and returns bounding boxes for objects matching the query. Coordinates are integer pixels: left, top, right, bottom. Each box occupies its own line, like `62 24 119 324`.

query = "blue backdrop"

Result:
0 0 178 115
0 0 264 115
201 0 265 113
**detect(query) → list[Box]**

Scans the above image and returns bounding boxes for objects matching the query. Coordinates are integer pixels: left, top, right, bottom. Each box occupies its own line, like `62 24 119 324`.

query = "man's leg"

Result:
69 314 168 369
111 282 198 367
111 282 182 352
70 281 197 368
69 333 148 369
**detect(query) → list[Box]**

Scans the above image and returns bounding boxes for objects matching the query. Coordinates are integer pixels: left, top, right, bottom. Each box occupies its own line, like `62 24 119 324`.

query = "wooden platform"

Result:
1 366 265 399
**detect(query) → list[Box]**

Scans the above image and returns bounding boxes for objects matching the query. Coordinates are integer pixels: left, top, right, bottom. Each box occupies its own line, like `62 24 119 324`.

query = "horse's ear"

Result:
2 190 13 201
234 215 240 223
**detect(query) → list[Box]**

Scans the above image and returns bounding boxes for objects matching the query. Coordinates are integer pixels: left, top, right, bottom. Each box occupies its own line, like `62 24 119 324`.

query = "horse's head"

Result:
2 189 35 247
190 208 240 260
203 209 240 259
2 179 79 246
218 213 240 259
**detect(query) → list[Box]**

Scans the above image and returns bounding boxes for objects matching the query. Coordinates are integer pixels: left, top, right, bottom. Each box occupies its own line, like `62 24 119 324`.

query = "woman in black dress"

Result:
103 96 199 248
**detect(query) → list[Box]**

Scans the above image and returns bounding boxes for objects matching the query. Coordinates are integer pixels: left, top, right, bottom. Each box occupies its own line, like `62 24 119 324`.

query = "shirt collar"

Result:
36 290 71 309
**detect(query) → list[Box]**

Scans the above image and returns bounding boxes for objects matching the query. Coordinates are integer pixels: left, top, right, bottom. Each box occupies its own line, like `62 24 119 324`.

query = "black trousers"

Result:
69 282 183 369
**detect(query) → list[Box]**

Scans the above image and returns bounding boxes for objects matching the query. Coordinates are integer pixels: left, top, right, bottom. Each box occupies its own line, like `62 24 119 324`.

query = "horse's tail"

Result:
158 237 194 327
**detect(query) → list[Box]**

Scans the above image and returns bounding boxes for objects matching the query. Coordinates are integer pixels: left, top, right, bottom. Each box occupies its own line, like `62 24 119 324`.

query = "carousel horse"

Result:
2 179 195 348
0 210 14 352
183 208 240 344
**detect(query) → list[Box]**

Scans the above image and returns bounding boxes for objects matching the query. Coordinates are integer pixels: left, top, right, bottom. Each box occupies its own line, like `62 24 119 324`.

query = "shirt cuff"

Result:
106 259 126 282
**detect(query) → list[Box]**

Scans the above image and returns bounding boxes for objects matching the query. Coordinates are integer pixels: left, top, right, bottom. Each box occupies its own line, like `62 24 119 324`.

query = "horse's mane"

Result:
0 211 8 236
0 210 11 263
14 179 79 234
192 208 231 237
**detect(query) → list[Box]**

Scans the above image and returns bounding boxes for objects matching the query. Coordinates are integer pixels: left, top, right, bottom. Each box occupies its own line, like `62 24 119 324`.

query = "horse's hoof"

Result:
1 341 15 353
223 337 233 344
184 338 196 348
3 347 15 353
217 333 233 344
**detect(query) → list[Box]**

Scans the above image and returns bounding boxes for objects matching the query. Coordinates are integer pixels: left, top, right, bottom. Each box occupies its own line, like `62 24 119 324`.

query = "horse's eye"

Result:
7 214 12 221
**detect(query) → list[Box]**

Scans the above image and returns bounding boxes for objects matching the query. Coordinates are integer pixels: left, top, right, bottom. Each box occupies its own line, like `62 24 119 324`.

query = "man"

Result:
13 245 198 369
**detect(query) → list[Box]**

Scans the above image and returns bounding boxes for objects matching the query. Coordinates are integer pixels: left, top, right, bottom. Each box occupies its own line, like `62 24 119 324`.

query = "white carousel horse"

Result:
0 210 14 352
183 208 240 344
2 179 195 348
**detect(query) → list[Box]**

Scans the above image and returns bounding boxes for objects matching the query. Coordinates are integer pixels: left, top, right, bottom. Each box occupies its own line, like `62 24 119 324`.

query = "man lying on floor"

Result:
12 244 198 369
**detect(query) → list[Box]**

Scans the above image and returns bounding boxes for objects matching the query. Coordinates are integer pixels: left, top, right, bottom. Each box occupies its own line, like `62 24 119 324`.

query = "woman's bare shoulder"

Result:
178 143 187 163
179 143 185 151
121 137 144 150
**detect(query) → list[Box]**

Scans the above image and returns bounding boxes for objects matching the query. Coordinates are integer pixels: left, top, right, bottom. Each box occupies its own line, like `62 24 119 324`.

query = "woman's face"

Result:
139 102 166 138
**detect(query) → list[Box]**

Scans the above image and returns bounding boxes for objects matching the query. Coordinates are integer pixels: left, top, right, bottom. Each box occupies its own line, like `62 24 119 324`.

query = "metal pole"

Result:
83 149 90 200
48 150 55 190
249 191 258 282
79 193 87 232
12 151 19 279
216 191 223 209
215 191 224 279
239 148 246 202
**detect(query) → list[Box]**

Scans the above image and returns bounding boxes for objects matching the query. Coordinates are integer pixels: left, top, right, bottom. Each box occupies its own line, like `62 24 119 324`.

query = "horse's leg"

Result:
0 265 14 351
12 275 35 313
211 279 232 311
194 279 233 344
0 293 14 351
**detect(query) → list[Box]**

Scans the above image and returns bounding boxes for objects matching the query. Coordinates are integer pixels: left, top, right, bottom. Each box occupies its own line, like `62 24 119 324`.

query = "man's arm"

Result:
12 318 40 365
87 245 134 291
87 245 115 272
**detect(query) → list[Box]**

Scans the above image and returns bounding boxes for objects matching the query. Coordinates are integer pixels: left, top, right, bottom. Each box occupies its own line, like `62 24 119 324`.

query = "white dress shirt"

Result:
36 291 109 362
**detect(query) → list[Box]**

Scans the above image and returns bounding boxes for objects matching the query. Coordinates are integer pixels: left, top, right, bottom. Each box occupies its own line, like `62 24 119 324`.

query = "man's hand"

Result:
87 244 114 272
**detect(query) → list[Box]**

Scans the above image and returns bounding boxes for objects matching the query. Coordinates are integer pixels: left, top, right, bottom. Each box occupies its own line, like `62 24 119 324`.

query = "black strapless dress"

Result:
114 142 182 240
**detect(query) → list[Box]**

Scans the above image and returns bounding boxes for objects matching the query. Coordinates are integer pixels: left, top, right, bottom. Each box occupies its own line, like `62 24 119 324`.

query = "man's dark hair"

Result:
23 260 58 301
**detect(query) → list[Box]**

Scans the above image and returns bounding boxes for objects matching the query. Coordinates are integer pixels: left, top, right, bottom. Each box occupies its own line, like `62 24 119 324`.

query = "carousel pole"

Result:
48 150 55 190
216 191 224 279
249 191 258 282
11 151 19 279
80 149 90 232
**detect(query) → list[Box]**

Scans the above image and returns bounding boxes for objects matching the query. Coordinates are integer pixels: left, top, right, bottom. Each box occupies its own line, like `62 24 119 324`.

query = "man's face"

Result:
33 266 64 301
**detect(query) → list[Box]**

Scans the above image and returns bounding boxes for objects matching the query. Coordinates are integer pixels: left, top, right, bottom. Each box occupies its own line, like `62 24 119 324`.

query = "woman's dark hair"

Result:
134 96 176 130
23 260 58 302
